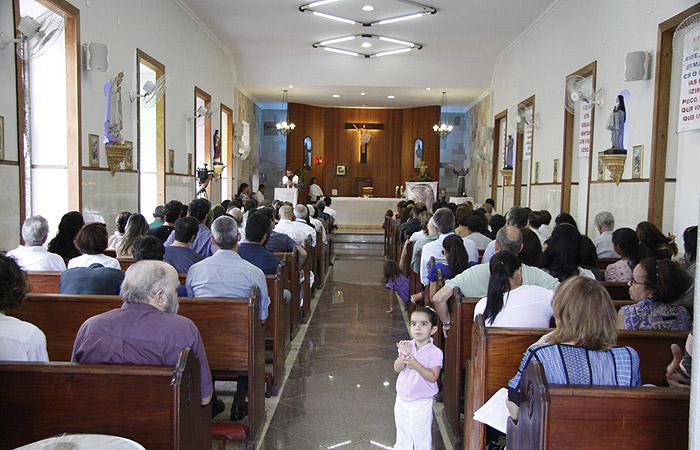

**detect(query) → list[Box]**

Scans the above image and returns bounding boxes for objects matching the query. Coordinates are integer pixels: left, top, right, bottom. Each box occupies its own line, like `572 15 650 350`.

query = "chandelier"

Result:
276 89 296 136
433 91 453 138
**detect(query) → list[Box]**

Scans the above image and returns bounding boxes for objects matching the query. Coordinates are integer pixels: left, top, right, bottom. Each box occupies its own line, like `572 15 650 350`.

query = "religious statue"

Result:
213 129 222 161
607 95 626 150
452 166 469 196
104 72 124 145
504 134 514 169
354 124 371 163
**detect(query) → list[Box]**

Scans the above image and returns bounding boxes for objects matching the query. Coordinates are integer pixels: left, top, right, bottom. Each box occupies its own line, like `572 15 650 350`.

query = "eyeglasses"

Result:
629 277 644 286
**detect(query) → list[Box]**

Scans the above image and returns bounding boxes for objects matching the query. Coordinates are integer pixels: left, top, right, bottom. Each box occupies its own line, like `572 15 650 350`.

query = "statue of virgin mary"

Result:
104 72 124 145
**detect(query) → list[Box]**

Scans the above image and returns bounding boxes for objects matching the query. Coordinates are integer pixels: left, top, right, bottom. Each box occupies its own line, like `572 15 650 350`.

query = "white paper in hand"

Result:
472 387 509 434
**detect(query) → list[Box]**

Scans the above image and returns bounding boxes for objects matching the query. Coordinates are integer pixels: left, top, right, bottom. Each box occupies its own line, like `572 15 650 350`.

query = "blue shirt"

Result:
164 246 204 274
185 249 270 320
60 263 125 295
265 231 297 253
238 243 281 275
164 223 216 258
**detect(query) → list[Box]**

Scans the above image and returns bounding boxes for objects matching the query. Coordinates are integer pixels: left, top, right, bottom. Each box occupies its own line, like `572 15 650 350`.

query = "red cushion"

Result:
265 372 273 382
212 422 249 441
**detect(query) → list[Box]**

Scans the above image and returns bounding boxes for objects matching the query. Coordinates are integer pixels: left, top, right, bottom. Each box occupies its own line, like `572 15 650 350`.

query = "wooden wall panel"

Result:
287 104 439 199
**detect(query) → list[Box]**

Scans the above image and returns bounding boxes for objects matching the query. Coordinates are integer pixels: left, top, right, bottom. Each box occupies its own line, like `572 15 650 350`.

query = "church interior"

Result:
1 0 700 448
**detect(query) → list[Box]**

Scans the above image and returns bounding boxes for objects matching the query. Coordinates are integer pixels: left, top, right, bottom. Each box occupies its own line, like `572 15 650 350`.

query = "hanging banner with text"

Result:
678 25 700 133
524 122 533 161
578 102 593 157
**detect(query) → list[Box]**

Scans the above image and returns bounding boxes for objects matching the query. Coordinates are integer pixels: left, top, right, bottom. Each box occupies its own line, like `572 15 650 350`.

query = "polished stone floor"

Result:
256 256 446 450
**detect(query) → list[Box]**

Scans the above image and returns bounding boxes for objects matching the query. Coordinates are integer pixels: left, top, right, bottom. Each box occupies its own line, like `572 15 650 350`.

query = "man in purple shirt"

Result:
164 198 216 258
71 260 213 406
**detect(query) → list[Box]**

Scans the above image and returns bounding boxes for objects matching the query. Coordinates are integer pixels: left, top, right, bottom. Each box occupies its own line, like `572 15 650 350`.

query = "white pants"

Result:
394 396 434 450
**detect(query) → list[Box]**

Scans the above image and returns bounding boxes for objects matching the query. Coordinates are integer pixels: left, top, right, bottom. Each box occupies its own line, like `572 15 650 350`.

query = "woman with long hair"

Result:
636 221 677 260
604 228 641 282
475 251 553 327
116 213 149 258
427 234 470 282
536 223 594 281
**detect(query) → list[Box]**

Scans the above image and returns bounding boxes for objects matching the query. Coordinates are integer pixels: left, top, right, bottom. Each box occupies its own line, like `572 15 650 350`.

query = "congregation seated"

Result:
47 211 84 264
71 260 212 406
482 207 529 263
107 210 130 249
420 207 477 286
432 226 559 334
399 202 426 242
147 199 183 244
474 251 553 327
292 204 317 247
506 276 641 420
427 234 470 282
315 199 331 222
115 213 148 258
131 235 188 297
258 207 307 262
637 221 677 260
579 234 604 280
306 204 327 244
517 228 542 266
163 216 204 273
408 211 432 243
463 214 492 250
680 225 696 303
618 258 692 331
164 198 216 258
605 227 641 282
274 205 312 246
486 213 505 240
0 254 48 362
148 204 164 229
67 223 120 270
592 211 620 258
410 217 439 274
454 203 473 238
323 196 337 218
536 223 595 281
7 215 65 272
527 210 548 246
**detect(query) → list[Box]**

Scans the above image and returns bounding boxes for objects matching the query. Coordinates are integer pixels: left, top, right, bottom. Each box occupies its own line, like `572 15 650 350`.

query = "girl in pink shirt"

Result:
393 306 444 450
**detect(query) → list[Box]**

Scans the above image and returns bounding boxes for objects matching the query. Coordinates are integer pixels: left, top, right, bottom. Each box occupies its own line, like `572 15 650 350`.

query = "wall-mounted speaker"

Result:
624 51 651 81
84 42 109 72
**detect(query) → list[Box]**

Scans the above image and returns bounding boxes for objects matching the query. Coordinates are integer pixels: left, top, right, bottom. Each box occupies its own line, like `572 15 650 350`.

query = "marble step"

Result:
333 233 384 244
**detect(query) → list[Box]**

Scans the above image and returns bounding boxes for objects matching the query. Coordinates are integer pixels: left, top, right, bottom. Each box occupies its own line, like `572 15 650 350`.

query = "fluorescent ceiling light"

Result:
312 11 357 25
375 48 412 57
378 36 415 47
319 36 356 46
376 13 424 25
308 0 340 7
361 42 372 48
288 84 294 88
360 92 366 95
387 95 395 99
362 5 374 11
426 87 431 90
323 47 359 56
332 94 341 98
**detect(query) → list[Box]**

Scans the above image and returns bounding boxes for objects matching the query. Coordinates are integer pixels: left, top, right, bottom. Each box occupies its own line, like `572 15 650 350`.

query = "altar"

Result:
331 197 399 228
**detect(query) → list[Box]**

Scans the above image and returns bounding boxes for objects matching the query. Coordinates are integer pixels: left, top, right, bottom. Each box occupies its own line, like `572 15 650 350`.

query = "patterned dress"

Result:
604 259 633 282
621 298 692 331
508 343 641 404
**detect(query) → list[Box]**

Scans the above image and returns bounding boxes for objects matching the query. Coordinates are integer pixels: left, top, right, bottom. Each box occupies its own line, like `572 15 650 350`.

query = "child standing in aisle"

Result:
393 306 443 449
384 260 410 314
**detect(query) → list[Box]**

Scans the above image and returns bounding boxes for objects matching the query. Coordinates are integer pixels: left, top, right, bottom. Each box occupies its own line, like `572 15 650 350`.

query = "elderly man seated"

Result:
7 215 66 271
274 205 313 247
71 260 212 406
593 211 620 258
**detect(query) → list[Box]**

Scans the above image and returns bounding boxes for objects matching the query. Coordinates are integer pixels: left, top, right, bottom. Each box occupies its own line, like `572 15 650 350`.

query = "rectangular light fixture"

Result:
307 0 339 7
312 11 356 25
319 36 356 46
323 47 360 57
375 48 412 57
376 13 424 25
378 36 415 47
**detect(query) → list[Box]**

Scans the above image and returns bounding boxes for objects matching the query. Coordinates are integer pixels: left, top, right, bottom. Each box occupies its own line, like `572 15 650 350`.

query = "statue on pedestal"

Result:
452 166 469 196
104 72 124 145
606 95 626 150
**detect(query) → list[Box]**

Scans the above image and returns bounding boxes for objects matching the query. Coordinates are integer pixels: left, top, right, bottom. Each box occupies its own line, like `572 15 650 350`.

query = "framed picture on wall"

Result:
632 145 643 179
553 159 559 183
413 138 423 170
597 156 605 181
169 149 175 173
89 134 99 167
187 153 193 175
124 141 133 170
0 116 4 160
534 162 540 184
336 164 347 176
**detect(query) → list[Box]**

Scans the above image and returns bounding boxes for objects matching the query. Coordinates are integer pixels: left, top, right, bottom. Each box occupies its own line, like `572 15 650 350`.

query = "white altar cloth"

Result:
330 197 399 227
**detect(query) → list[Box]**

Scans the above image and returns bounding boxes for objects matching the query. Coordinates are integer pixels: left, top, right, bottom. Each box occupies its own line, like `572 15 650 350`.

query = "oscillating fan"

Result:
190 104 217 125
673 13 700 59
563 75 604 114
130 75 169 108
0 11 65 60
238 144 251 161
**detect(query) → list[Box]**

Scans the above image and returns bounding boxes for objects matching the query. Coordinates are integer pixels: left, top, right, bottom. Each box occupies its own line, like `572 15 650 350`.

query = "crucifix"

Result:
345 122 383 163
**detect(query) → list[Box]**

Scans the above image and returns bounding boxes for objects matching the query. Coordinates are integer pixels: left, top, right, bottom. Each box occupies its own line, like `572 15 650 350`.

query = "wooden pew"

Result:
442 291 480 441
275 250 301 339
316 229 326 286
507 361 689 450
8 290 266 442
603 281 631 300
118 257 136 271
300 237 312 323
597 257 620 271
27 271 188 293
266 264 290 395
0 348 211 450
465 316 688 450
384 216 391 257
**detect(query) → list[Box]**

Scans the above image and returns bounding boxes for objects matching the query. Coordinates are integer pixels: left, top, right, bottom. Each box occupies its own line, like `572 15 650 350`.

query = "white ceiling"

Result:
179 0 557 109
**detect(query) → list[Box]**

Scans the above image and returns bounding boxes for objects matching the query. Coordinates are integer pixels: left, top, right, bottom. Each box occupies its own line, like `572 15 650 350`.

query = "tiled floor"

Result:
256 256 447 450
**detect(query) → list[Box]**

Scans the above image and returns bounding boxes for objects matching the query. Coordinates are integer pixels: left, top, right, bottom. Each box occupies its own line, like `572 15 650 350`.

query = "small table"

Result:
14 434 146 450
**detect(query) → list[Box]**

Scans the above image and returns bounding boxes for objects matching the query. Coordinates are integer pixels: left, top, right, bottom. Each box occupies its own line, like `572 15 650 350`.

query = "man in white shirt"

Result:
307 205 327 244
593 211 620 258
308 177 324 203
274 205 312 246
323 196 337 218
482 206 529 263
252 184 266 204
292 204 317 247
420 208 478 286
528 210 548 246
7 215 66 272
282 168 299 188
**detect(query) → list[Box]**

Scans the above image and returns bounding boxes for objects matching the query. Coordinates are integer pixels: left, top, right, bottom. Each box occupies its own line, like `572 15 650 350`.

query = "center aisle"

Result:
258 256 446 450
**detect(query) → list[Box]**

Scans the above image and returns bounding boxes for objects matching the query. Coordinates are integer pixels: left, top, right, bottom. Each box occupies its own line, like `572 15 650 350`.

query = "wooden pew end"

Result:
212 423 251 450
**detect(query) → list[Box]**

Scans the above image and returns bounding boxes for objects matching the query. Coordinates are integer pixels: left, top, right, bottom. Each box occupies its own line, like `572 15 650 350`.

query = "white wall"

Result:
490 0 698 238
